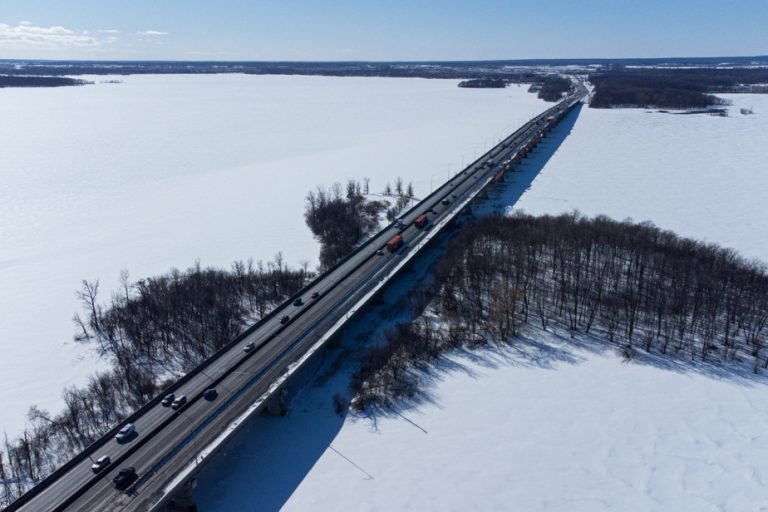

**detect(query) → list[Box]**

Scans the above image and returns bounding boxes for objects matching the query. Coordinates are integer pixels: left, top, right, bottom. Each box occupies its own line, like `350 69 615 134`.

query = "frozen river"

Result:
0 74 548 435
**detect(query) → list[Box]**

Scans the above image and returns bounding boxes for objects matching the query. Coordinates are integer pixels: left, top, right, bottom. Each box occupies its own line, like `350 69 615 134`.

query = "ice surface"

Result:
0 75 546 435
514 95 768 262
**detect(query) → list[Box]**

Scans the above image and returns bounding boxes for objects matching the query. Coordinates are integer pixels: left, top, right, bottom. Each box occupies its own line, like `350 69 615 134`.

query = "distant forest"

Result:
590 68 768 109
0 75 89 88
2 56 767 77
459 75 572 102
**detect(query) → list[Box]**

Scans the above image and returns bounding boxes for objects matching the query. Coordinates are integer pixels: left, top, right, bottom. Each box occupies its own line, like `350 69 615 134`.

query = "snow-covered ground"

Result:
0 75 547 436
514 95 768 262
195 95 768 511
198 332 768 512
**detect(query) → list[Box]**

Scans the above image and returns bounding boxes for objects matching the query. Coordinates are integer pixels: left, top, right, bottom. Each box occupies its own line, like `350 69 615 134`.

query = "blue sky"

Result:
0 0 765 61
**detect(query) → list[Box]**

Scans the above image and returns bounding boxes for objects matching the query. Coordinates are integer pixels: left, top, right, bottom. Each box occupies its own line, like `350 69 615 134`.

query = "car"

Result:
243 341 256 353
115 423 135 443
203 388 218 401
161 394 174 407
171 395 187 410
441 199 450 205
293 298 303 306
280 315 290 324
310 292 319 299
113 467 137 490
91 455 111 473
376 249 385 256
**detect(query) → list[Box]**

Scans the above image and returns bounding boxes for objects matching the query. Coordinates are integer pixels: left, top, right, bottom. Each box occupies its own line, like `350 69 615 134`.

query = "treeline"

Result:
590 72 725 108
0 75 89 88
587 69 768 108
352 213 768 409
0 258 307 506
305 181 387 270
381 177 415 222
537 76 572 101
458 78 507 88
305 178 413 270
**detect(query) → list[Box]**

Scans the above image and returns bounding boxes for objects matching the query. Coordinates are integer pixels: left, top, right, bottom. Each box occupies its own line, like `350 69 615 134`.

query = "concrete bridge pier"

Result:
164 478 197 512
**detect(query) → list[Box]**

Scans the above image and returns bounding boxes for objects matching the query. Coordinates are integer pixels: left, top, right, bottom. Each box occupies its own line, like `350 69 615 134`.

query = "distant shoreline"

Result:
0 75 90 88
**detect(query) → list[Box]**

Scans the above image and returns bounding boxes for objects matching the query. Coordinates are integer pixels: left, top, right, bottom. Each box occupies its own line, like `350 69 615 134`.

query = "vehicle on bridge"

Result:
113 467 137 490
115 423 135 443
171 395 187 410
90 455 110 474
386 234 403 253
414 214 428 229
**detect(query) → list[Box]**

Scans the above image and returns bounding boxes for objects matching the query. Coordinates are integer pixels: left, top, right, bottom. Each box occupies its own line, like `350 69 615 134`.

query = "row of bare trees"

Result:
1 256 307 506
305 180 387 270
352 212 768 409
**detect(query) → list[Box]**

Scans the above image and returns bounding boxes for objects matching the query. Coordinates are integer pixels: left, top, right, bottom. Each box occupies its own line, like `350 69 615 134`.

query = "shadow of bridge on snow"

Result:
475 101 583 217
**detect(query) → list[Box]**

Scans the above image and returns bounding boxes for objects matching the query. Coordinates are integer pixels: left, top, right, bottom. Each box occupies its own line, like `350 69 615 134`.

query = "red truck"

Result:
386 234 403 253
414 214 428 229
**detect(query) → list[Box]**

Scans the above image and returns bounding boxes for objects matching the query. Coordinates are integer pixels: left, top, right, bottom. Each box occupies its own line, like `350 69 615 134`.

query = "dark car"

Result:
203 388 218 401
115 423 135 443
243 341 256 353
113 467 137 490
293 298 303 306
161 394 174 407
310 292 319 299
441 199 450 205
280 315 290 324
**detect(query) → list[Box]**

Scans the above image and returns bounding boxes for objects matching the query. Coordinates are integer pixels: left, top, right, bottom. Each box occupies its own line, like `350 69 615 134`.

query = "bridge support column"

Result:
164 477 197 512
265 388 288 416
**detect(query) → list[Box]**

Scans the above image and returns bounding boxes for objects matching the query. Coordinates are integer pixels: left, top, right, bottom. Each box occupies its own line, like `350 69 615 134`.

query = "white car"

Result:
115 423 135 443
91 455 111 473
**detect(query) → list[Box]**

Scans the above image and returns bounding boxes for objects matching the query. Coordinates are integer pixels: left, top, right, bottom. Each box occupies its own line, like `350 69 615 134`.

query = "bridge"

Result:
8 85 586 512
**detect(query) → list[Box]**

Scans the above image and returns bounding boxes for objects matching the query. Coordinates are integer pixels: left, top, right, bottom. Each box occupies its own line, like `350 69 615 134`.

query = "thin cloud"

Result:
98 29 120 34
0 22 98 47
137 30 168 36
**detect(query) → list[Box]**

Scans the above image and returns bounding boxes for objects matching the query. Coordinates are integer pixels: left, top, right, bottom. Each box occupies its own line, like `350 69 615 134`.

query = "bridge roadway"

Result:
11 87 585 512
